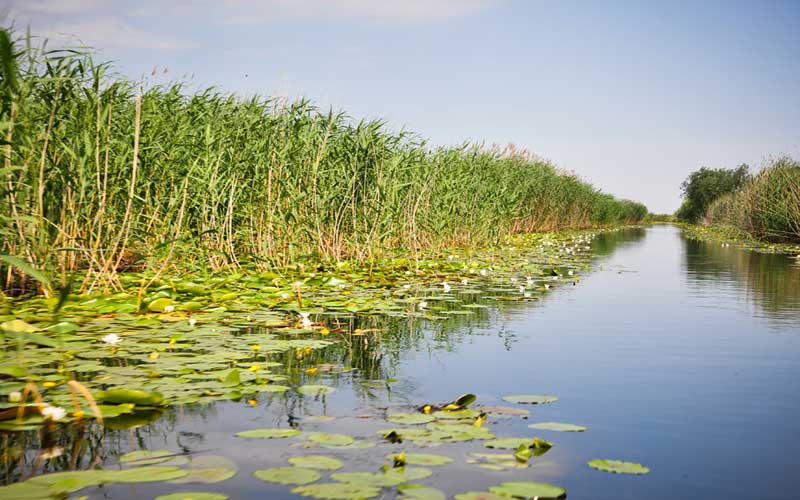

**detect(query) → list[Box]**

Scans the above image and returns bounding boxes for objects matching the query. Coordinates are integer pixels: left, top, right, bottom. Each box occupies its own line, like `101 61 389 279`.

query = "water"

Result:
5 225 800 499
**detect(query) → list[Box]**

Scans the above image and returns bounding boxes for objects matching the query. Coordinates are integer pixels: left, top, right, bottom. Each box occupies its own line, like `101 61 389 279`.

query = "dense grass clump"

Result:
706 157 800 243
0 29 646 295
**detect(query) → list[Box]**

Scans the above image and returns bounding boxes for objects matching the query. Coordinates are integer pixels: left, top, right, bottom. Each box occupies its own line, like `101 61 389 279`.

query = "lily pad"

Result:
484 438 534 450
95 388 165 406
479 406 529 417
588 459 650 475
501 395 558 405
454 492 508 500
119 450 174 466
387 413 435 425
306 432 354 447
292 483 382 500
154 494 229 500
169 468 236 484
298 385 336 396
254 467 321 485
332 467 432 487
0 481 56 499
398 484 446 500
235 428 301 439
528 422 586 432
386 453 453 466
289 456 344 470
488 481 566 499
106 466 189 483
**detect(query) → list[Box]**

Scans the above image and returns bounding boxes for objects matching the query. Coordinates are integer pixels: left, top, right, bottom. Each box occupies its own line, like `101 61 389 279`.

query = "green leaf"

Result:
94 388 165 406
235 428 301 439
387 412 435 425
528 422 586 432
288 455 344 470
306 432 354 447
501 394 558 405
253 467 321 485
0 319 39 333
488 481 566 499
105 466 189 483
298 384 336 396
292 482 381 500
119 450 174 466
398 484 446 500
0 254 50 286
332 467 432 487
588 459 650 475
385 453 453 466
154 493 229 500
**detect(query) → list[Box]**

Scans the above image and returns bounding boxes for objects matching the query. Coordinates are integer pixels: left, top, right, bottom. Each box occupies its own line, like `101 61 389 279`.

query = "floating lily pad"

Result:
484 438 534 450
306 433 354 447
528 422 586 432
588 459 650 475
27 469 110 492
501 395 558 405
387 413 435 425
154 493 229 500
398 484 446 500
95 388 166 406
332 467 432 487
0 481 56 499
432 409 477 420
479 406 529 417
254 467 321 485
386 453 453 466
169 468 236 484
454 492 508 500
119 450 174 465
235 428 301 439
298 385 336 396
292 482 381 500
488 481 566 499
289 456 344 470
106 466 189 483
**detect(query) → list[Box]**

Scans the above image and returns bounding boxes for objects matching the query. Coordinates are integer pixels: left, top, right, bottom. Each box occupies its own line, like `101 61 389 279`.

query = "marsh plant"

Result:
0 27 646 296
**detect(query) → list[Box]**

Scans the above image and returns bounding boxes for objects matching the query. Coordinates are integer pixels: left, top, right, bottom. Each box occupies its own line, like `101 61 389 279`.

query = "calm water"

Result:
7 225 800 499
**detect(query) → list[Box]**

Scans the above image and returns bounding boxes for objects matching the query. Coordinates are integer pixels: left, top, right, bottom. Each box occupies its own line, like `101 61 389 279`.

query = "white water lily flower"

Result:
163 305 175 313
418 301 428 310
524 292 531 298
518 285 525 293
402 284 411 289
568 270 574 276
544 284 550 290
299 312 313 328
9 391 21 403
461 279 468 285
479 269 487 276
442 282 451 293
188 318 197 326
41 405 67 421
101 333 122 345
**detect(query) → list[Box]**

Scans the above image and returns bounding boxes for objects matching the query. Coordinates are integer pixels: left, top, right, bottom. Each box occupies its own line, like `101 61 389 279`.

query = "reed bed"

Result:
0 28 647 295
706 157 800 243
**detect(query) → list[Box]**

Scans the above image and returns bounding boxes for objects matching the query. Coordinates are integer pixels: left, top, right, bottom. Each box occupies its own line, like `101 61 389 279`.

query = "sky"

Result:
4 0 800 213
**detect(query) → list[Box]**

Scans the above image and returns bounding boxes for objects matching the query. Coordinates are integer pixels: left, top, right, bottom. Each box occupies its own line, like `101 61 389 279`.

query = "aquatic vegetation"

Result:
488 481 566 499
501 394 559 404
253 466 321 485
587 459 650 475
289 456 344 471
528 422 587 432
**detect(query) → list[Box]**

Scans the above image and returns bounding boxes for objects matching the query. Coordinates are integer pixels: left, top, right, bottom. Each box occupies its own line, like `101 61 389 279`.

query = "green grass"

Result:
0 27 646 296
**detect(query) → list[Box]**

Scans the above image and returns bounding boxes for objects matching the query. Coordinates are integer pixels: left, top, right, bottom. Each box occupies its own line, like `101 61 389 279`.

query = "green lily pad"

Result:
289 455 344 470
588 459 650 475
169 468 236 484
0 481 56 499
235 428 301 439
106 466 189 483
398 484 446 500
332 467 432 487
386 453 453 466
148 298 175 313
479 406 529 417
432 409 477 420
528 422 586 432
488 481 566 499
27 469 109 492
387 413 435 425
454 492 508 500
484 438 534 450
1 319 39 333
154 493 229 500
306 432 354 447
95 388 165 406
501 395 558 405
298 385 336 396
292 483 381 500
119 450 174 465
253 467 321 485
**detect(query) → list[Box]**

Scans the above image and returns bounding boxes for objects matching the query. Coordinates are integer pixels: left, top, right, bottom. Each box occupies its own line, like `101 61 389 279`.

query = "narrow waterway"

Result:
4 225 800 499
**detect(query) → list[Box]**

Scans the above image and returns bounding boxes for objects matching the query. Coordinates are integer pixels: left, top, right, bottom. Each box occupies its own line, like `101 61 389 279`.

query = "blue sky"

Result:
6 0 800 213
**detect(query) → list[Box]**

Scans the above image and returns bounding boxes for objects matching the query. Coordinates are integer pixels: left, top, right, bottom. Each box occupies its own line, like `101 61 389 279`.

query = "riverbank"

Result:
679 223 800 255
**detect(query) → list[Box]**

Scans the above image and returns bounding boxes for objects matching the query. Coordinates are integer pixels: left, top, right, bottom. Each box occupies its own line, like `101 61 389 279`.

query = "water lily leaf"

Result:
588 459 650 475
106 466 189 483
94 388 165 406
398 484 446 500
298 385 336 396
306 432 354 447
444 393 476 410
479 406 529 417
488 481 566 499
1 319 40 333
528 422 586 432
253 467 320 485
119 449 174 465
501 395 558 405
27 470 110 492
484 438 534 450
432 409 477 420
386 453 453 466
387 413 435 425
454 492 508 500
288 455 344 470
0 480 61 499
235 428 301 439
148 298 175 313
154 493 229 500
169 467 237 484
292 482 381 500
332 467 432 487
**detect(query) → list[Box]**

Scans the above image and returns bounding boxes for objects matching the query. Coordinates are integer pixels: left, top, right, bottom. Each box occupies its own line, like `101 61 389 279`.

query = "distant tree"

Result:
675 165 751 223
